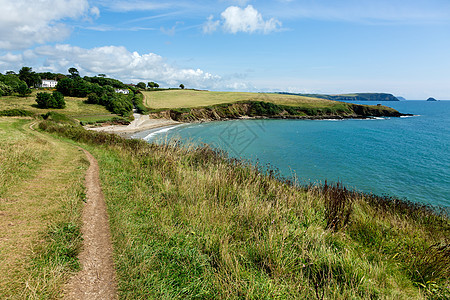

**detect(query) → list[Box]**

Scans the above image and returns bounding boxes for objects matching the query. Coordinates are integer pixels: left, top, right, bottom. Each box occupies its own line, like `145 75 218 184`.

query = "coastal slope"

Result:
144 90 406 122
149 100 405 122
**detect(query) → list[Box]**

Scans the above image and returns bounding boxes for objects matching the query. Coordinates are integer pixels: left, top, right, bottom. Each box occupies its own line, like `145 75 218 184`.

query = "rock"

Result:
426 97 438 101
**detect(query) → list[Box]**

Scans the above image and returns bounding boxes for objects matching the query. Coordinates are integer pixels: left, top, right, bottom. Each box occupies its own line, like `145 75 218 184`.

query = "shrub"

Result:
52 91 66 108
36 92 66 109
0 109 34 117
0 81 14 96
17 81 32 96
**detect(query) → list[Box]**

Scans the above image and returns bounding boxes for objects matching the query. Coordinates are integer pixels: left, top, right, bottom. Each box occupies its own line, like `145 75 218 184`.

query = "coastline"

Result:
85 112 414 140
85 113 181 138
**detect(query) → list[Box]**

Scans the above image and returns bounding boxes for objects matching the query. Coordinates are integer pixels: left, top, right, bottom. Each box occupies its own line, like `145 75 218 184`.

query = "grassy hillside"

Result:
39 118 450 299
0 117 86 298
143 90 404 121
0 91 126 124
143 90 335 109
1 91 447 298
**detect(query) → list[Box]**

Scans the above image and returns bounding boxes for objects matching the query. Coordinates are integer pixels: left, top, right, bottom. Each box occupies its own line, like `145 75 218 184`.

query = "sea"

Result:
134 101 450 208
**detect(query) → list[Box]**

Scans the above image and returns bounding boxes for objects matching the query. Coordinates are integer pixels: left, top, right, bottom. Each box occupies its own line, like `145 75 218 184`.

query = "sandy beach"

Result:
85 113 181 138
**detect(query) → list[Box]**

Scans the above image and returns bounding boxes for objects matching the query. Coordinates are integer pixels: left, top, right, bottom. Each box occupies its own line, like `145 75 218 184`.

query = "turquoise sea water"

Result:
139 101 450 208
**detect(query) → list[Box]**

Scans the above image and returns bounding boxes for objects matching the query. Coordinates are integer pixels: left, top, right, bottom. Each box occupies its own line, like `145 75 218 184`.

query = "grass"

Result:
0 117 86 298
0 90 112 119
40 119 450 299
77 115 131 125
143 90 401 121
143 89 336 109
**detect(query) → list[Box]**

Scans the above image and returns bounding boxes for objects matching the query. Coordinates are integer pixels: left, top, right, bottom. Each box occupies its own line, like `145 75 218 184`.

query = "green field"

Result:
0 117 86 298
38 117 449 299
0 91 121 123
143 89 337 109
1 91 449 299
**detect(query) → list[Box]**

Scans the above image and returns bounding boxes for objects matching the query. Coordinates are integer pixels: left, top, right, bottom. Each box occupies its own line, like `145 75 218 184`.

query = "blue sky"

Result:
1 0 449 99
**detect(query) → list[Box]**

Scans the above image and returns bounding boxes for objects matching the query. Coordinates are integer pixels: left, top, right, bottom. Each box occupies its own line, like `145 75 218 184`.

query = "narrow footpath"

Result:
64 148 118 300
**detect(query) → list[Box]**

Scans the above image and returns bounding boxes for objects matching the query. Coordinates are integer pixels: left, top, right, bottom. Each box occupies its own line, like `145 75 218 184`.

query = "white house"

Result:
115 89 130 94
40 79 58 88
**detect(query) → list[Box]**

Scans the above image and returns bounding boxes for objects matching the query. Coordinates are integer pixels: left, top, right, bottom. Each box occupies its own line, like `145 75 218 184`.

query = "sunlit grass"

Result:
0 117 86 298
143 89 334 109
0 90 111 118
40 119 449 299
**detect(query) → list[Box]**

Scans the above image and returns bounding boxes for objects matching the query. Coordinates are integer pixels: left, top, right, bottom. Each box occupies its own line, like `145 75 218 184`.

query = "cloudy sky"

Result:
1 0 449 99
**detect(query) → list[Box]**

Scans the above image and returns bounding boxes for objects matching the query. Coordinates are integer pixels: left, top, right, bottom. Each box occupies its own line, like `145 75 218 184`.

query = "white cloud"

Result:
203 15 221 34
0 0 95 50
0 45 225 88
204 5 281 34
90 6 101 18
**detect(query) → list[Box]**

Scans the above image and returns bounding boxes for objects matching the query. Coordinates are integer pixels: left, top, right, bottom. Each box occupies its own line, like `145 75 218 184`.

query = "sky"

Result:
1 0 450 99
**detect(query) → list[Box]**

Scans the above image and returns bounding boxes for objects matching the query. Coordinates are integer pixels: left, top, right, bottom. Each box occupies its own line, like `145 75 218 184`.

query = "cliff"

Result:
149 100 407 122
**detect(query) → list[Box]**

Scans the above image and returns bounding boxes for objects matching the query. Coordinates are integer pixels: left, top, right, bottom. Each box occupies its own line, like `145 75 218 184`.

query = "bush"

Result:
0 109 34 117
133 92 148 114
52 91 66 108
249 101 283 116
41 112 77 125
17 82 32 96
36 92 66 109
0 82 14 96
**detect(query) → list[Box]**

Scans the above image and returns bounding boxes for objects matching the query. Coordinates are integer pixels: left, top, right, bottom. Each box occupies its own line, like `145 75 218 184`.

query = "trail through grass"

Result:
39 120 449 299
0 118 86 298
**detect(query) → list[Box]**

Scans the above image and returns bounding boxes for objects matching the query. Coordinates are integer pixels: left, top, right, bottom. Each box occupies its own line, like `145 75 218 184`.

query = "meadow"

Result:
39 116 450 299
142 90 401 121
0 91 124 124
0 117 86 298
143 89 338 109
1 92 448 299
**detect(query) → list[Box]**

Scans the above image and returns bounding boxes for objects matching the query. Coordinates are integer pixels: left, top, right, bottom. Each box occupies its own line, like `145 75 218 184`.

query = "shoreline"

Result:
85 113 181 138
85 112 416 139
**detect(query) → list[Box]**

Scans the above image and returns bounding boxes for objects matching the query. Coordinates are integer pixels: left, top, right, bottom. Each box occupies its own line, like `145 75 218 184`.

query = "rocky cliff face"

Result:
149 101 407 122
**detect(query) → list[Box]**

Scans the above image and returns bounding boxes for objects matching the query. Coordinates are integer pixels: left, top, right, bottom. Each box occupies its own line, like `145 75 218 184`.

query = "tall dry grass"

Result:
39 119 450 299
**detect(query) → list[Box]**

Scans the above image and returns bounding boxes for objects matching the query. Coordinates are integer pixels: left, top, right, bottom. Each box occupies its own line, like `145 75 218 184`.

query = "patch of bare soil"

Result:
64 149 117 300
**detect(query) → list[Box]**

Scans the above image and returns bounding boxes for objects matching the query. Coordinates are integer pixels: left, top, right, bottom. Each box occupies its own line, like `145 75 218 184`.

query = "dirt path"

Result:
64 148 118 300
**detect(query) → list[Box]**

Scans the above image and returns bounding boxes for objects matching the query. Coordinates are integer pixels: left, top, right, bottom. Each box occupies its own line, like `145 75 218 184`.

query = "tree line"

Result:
1 66 186 115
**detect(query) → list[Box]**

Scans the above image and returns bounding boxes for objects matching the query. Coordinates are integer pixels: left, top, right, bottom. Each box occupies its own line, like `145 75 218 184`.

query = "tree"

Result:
52 91 66 108
56 78 74 96
147 81 159 89
0 82 14 96
19 67 32 82
68 67 80 79
17 82 32 96
179 84 185 89
136 82 146 89
19 67 41 87
98 74 106 78
35 91 65 109
0 73 25 92
35 92 52 108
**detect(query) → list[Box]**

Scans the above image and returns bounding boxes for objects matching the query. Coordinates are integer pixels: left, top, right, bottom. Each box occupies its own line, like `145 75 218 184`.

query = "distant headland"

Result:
427 97 438 101
276 92 400 102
